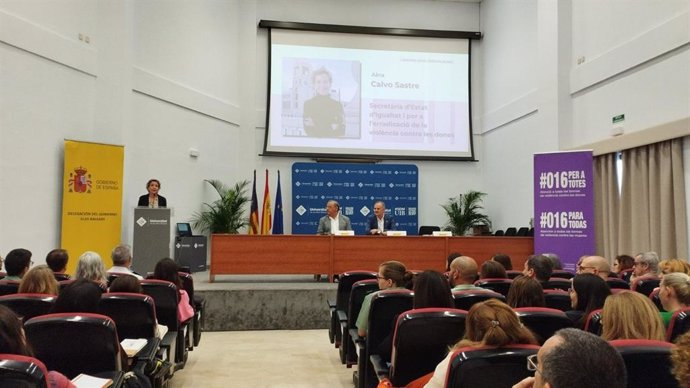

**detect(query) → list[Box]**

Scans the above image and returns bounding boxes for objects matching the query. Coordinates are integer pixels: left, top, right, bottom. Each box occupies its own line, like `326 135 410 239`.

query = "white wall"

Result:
0 0 482 263
478 0 690 253
1 0 688 263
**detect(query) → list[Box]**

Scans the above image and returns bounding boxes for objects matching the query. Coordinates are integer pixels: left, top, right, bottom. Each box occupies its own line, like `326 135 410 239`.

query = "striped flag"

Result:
248 170 259 234
273 170 284 234
261 169 272 234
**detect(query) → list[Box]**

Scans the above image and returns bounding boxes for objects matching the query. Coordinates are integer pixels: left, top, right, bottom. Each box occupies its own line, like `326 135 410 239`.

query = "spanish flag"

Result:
248 170 259 234
261 169 272 234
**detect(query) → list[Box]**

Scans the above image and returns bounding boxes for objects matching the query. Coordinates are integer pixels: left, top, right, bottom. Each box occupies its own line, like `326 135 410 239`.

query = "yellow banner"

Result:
61 140 124 274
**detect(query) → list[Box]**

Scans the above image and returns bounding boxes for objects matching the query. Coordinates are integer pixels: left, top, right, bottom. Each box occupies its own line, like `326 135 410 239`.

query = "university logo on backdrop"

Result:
61 140 124 272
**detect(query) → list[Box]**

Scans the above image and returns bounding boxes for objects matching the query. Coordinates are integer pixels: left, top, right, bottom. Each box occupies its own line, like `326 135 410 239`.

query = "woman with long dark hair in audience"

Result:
506 275 545 308
613 254 634 280
601 291 665 341
18 265 59 295
566 273 611 328
356 260 413 337
52 278 102 313
491 254 512 271
0 305 76 388
422 299 538 388
151 258 194 323
376 270 454 363
659 272 690 327
479 260 507 279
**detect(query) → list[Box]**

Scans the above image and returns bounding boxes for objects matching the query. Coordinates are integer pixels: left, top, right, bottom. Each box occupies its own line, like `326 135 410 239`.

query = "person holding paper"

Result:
367 200 396 235
138 178 167 208
302 67 345 138
317 200 352 235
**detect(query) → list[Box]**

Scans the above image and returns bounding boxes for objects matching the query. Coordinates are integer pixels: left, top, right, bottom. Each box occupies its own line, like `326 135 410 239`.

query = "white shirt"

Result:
330 216 340 234
107 266 144 280
377 217 385 232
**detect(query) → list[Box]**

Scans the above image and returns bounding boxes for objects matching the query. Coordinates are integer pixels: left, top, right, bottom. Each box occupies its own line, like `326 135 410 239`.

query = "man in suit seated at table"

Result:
317 200 352 235
366 200 396 235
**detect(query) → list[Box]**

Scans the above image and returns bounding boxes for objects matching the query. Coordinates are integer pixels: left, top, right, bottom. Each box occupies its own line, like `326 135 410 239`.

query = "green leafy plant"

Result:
192 179 250 234
441 190 491 236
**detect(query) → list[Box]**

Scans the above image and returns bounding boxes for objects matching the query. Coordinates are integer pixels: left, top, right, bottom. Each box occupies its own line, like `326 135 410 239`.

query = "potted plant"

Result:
192 179 250 234
441 190 491 236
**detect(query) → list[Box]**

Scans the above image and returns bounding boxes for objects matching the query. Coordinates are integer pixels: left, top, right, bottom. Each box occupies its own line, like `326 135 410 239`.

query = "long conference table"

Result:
209 234 534 282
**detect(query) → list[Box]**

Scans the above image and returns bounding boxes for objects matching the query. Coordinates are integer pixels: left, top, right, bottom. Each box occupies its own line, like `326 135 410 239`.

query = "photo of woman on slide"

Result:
303 67 346 138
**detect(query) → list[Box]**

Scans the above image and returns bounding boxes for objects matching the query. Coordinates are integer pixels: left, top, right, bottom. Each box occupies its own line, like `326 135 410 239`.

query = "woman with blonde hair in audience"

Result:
506 275 545 308
672 331 690 388
75 251 107 288
659 272 690 327
356 260 413 337
601 291 665 341
423 299 538 388
0 305 76 387
661 258 690 276
18 264 59 295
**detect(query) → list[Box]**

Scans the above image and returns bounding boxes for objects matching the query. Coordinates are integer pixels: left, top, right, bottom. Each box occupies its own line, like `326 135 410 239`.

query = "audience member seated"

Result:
108 274 168 340
108 244 143 280
601 291 665 341
423 299 538 388
52 279 102 313
492 253 513 271
45 249 71 280
659 272 690 327
356 260 413 337
506 275 545 308
376 270 453 363
0 305 76 388
3 248 32 281
446 252 462 272
661 258 690 276
577 256 611 280
151 258 195 324
108 274 143 293
18 265 59 295
522 255 553 287
672 331 690 388
75 251 108 289
613 254 635 280
449 256 483 291
480 260 507 279
542 253 562 270
630 251 660 282
565 274 610 329
512 328 626 388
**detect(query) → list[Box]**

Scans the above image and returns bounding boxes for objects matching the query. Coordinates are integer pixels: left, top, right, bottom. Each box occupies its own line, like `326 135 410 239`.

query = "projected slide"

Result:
264 29 473 160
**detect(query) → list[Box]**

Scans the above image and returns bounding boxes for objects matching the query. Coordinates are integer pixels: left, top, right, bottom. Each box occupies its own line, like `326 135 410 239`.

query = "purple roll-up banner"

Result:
534 151 595 272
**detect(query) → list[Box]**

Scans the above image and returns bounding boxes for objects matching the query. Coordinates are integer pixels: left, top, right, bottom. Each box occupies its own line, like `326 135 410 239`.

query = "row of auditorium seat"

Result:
0 272 205 387
416 226 534 236
328 270 689 388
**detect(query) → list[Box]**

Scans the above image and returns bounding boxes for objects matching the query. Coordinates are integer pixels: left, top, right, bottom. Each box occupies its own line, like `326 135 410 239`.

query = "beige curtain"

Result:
594 153 620 260
618 138 688 258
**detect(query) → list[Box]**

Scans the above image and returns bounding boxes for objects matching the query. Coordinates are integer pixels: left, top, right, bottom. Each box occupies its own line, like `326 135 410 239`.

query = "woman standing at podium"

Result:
138 178 167 208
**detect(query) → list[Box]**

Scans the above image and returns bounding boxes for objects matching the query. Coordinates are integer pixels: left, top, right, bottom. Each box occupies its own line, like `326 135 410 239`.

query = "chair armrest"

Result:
349 328 364 344
159 330 178 362
369 354 390 378
327 299 336 310
337 310 348 322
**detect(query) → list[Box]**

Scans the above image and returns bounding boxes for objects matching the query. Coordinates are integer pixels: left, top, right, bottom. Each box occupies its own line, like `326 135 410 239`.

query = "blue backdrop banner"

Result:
292 162 419 235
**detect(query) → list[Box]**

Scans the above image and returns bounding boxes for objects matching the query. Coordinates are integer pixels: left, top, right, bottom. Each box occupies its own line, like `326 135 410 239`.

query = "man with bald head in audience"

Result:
577 255 611 280
449 256 483 291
